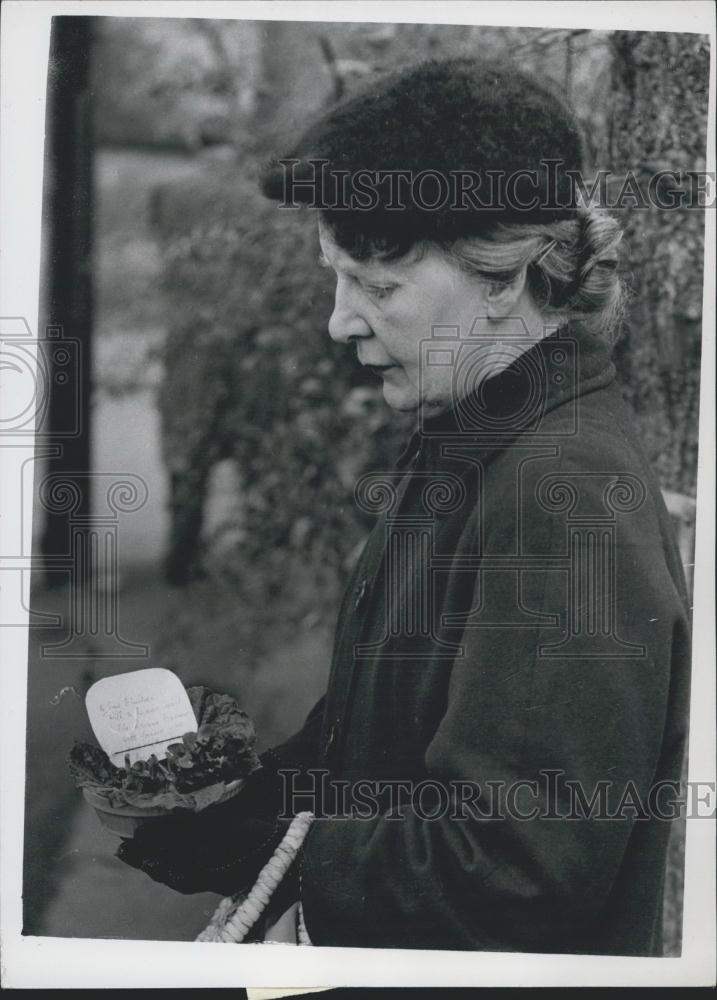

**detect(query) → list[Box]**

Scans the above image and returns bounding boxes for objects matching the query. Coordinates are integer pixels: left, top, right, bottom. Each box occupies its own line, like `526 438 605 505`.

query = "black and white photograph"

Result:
1 0 715 991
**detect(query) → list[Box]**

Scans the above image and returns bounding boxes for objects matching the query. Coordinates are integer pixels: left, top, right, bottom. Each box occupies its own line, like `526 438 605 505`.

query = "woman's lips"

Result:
368 364 396 376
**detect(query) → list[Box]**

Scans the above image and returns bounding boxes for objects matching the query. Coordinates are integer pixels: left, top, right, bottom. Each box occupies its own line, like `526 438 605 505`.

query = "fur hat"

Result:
260 58 585 255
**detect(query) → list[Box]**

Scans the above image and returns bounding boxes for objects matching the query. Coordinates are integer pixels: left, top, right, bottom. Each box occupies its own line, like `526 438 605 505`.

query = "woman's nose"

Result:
327 277 373 344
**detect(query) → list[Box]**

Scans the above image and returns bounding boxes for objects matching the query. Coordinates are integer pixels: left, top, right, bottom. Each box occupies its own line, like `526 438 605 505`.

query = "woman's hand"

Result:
116 805 287 896
115 755 289 896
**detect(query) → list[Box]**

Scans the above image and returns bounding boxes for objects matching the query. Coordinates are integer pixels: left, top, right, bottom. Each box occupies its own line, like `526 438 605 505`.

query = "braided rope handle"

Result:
196 812 314 944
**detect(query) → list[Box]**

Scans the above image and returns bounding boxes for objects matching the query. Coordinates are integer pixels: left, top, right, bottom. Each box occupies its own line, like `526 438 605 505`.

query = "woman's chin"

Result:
381 380 419 412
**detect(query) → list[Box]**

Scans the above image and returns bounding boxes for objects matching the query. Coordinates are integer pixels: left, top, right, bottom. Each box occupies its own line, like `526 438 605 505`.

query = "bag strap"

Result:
196 811 314 944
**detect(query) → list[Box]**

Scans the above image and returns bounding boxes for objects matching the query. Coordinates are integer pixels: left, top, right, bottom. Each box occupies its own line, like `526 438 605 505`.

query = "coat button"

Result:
354 578 368 610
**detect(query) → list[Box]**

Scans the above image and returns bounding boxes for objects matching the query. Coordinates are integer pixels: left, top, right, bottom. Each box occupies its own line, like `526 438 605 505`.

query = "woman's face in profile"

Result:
318 222 535 417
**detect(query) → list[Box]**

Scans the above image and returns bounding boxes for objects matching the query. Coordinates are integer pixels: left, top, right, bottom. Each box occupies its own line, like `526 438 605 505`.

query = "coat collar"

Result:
395 324 617 470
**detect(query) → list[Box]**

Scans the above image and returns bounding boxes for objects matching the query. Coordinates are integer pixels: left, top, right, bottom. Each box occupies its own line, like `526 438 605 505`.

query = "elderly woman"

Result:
119 59 691 956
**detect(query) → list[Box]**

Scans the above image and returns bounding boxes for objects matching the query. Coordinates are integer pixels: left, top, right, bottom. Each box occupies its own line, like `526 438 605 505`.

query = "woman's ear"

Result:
485 266 528 319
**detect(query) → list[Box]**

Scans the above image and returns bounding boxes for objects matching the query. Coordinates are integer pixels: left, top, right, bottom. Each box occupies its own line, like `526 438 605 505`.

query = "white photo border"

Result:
1 0 714 989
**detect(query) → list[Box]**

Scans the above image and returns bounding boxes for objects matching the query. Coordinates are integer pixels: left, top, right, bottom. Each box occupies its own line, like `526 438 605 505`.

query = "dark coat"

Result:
272 324 692 955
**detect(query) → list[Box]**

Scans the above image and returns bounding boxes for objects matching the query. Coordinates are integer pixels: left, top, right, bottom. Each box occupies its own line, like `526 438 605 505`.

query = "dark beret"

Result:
260 57 585 252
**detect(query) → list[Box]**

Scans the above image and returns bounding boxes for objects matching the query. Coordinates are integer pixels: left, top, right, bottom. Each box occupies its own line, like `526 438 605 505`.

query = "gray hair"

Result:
441 207 626 340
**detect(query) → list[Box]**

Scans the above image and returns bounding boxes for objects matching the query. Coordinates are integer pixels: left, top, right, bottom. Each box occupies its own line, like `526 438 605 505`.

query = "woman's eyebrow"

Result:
318 251 363 278
318 251 394 282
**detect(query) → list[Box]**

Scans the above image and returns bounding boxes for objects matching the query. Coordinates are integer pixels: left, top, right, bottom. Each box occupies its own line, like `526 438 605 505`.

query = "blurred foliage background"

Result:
27 17 708 947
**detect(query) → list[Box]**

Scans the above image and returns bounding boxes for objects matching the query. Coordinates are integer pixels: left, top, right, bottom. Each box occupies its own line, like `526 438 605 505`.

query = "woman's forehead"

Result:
317 222 426 278
319 227 387 276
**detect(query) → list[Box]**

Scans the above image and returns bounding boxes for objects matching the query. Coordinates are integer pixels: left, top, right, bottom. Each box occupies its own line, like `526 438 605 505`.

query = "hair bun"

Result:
577 208 622 278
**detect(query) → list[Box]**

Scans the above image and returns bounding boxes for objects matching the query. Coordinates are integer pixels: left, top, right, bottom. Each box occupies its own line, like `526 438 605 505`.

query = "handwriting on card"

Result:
85 668 198 767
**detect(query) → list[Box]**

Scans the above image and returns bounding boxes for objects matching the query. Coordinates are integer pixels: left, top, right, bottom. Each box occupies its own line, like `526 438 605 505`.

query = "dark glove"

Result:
115 757 289 896
230 748 287 820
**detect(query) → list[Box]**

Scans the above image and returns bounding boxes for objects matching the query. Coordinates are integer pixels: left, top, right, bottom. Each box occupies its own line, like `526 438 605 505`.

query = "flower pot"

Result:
82 778 246 838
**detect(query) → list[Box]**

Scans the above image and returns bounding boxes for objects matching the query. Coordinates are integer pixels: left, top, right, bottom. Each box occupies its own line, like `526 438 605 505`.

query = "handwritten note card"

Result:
85 668 198 767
